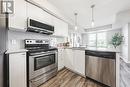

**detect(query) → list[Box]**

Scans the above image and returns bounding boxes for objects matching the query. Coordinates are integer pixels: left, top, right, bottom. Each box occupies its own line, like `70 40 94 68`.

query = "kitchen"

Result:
0 0 130 87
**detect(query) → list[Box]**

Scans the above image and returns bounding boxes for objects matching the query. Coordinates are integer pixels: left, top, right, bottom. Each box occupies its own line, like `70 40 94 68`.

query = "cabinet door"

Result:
53 17 68 37
9 52 27 87
53 17 61 36
73 50 85 76
64 49 74 70
58 49 64 70
9 0 27 30
60 21 68 37
27 3 53 25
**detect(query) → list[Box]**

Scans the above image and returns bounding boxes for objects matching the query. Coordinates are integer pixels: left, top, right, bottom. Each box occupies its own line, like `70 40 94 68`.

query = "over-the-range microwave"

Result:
27 18 54 35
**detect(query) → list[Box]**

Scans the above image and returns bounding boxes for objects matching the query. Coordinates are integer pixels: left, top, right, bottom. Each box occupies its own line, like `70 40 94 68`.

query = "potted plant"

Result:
110 33 123 48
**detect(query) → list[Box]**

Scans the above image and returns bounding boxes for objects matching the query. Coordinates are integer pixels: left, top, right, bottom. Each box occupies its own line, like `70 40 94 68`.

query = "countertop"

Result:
5 49 28 54
65 47 120 53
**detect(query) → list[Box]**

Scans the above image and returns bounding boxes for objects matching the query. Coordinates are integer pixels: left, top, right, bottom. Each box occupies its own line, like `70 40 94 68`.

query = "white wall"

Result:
121 24 128 62
128 23 130 61
121 23 130 63
113 9 130 29
114 9 130 63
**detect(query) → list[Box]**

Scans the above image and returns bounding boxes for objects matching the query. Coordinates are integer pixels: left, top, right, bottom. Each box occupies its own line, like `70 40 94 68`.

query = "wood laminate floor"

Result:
39 68 103 87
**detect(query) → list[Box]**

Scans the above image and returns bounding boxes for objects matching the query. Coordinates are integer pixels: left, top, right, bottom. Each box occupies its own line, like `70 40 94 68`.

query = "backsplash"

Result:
8 30 57 50
8 30 66 50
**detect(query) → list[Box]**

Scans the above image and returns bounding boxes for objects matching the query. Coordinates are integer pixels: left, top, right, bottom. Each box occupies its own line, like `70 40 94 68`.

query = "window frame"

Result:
87 31 108 48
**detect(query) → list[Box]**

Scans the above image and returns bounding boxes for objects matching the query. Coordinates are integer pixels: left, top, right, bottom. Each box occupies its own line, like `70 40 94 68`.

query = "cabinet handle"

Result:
21 53 25 55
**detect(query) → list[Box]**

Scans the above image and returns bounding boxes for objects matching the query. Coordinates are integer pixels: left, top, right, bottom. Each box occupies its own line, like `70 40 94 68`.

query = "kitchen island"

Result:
66 47 120 52
64 47 120 87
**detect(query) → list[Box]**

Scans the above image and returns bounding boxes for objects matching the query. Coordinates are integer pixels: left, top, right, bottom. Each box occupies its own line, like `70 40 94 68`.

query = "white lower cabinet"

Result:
73 50 85 76
64 49 74 70
58 49 65 70
9 52 27 87
64 49 85 76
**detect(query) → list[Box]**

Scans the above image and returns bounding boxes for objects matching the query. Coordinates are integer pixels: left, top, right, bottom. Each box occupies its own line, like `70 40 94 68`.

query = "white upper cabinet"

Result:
27 2 53 26
58 48 65 70
60 20 68 37
9 0 27 31
53 17 68 37
27 3 68 37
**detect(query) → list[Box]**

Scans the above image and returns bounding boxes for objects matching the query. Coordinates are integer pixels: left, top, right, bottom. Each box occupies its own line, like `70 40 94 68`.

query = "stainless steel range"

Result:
25 39 58 87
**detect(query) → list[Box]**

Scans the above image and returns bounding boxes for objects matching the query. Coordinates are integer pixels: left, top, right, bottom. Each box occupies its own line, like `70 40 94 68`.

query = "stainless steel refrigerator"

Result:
0 3 8 87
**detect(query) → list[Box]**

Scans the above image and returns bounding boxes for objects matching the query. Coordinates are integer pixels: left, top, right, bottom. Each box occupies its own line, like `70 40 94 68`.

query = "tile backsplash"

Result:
8 30 51 50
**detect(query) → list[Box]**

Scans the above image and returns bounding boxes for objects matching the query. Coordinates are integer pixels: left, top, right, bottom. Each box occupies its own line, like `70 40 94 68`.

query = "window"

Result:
88 33 96 47
97 32 107 48
88 32 107 48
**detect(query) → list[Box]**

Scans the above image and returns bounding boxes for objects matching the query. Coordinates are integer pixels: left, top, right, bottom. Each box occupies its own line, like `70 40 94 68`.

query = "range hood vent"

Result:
27 18 54 35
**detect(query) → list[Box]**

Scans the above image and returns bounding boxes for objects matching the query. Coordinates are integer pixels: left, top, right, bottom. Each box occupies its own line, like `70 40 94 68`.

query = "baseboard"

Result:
58 67 66 72
64 67 86 78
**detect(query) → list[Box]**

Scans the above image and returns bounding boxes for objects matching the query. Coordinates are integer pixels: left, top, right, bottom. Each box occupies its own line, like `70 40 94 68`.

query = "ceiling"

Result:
47 0 130 29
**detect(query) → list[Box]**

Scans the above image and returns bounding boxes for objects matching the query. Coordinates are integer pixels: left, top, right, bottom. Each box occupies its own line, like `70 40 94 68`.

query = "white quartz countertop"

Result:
85 47 120 53
65 47 120 53
5 49 28 54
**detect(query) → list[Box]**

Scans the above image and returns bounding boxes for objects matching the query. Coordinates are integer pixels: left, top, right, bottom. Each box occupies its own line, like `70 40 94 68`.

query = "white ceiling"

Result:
47 0 130 29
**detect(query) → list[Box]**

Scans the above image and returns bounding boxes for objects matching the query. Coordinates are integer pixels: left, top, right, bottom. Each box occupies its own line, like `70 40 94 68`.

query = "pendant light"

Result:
74 13 78 30
91 5 95 27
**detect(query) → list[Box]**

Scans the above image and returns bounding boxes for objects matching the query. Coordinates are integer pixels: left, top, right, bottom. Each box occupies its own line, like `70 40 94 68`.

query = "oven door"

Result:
29 51 58 80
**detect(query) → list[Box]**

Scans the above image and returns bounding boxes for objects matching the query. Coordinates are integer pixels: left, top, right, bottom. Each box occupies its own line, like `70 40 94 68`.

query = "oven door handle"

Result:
30 51 58 57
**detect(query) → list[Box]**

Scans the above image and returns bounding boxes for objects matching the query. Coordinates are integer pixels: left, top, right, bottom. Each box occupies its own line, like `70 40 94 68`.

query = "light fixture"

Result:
91 5 95 27
74 13 78 30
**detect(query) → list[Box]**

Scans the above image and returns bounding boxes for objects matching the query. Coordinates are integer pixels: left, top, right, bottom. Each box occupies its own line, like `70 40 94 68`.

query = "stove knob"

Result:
26 41 29 43
30 41 32 43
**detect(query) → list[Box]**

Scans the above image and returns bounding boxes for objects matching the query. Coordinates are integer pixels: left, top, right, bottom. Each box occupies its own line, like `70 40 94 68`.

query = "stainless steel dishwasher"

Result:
85 50 116 87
